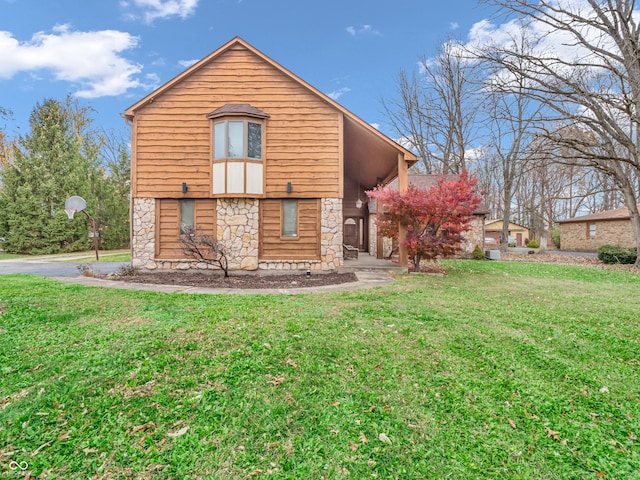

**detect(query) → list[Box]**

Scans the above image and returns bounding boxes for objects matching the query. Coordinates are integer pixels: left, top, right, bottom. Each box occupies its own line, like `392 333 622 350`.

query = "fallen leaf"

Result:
267 375 285 387
246 469 263 478
331 402 340 406
364 406 376 413
599 386 610 394
28 364 43 373
348 442 358 451
383 405 392 410
359 433 368 444
545 427 560 441
58 431 71 440
263 343 271 349
595 470 606 478
132 421 155 433
35 412 49 416
286 359 298 369
508 418 517 429
167 426 189 437
83 448 98 454
378 433 391 444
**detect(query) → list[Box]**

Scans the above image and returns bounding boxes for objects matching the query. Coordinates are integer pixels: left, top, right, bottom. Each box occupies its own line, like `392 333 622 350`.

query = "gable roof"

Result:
485 219 530 230
123 36 416 163
558 205 635 223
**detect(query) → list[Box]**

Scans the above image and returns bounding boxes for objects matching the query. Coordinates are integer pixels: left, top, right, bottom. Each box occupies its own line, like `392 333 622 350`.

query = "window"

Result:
282 200 297 237
211 118 264 196
180 199 195 234
587 222 596 238
214 120 262 160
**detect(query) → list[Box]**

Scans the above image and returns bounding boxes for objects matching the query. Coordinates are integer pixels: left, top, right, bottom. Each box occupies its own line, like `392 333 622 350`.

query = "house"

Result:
123 37 416 273
484 219 530 247
558 206 637 251
368 174 489 258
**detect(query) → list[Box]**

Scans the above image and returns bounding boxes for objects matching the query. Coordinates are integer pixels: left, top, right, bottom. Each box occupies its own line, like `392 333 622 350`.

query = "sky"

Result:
0 0 496 141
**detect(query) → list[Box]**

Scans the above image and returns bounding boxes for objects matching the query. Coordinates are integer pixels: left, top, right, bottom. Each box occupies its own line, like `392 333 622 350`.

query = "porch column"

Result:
397 152 408 267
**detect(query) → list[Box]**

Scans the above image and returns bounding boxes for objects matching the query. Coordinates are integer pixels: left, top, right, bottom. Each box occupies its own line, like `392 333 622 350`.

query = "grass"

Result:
0 260 639 479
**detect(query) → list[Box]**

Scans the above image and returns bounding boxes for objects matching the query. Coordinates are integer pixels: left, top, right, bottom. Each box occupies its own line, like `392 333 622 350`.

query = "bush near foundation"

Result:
597 245 638 264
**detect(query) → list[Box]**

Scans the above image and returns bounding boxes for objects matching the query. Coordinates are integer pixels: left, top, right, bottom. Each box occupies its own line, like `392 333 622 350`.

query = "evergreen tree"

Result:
0 98 98 253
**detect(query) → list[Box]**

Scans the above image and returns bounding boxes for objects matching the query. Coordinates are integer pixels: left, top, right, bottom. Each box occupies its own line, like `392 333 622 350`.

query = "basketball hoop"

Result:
64 195 99 261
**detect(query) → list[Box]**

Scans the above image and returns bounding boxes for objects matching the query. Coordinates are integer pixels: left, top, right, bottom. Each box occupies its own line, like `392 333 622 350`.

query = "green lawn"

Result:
1 261 639 479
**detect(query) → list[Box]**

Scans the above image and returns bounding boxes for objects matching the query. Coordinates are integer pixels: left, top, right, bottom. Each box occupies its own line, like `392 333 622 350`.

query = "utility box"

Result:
485 250 501 260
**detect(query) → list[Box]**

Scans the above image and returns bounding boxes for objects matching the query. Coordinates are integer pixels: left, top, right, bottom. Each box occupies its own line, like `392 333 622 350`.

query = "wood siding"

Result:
132 45 341 199
259 199 320 260
156 199 216 259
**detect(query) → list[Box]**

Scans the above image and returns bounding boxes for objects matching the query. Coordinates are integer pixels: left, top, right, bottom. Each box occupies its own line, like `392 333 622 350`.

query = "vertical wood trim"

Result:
376 216 383 259
397 152 408 267
262 119 268 196
154 199 161 258
131 117 138 198
338 113 344 199
316 198 321 255
208 120 213 195
258 200 265 258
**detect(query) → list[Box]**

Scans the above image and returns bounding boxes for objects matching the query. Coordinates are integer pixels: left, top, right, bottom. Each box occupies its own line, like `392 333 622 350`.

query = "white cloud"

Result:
128 0 199 23
0 25 145 98
370 123 380 130
450 22 459 30
346 24 381 37
178 58 198 68
327 87 351 100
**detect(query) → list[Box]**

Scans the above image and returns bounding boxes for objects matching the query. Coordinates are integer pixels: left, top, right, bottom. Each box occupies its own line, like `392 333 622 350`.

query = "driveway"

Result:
0 258 128 277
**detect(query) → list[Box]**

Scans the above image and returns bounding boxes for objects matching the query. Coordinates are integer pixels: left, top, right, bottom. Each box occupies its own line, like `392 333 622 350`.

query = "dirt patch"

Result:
102 271 359 289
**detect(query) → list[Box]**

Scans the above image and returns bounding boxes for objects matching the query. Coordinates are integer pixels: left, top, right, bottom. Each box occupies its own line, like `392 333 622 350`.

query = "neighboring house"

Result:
123 37 416 273
558 206 637 251
368 174 489 258
484 219 531 247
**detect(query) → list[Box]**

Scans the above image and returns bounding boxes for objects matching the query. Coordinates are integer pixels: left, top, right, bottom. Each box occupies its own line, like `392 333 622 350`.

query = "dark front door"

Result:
344 217 358 249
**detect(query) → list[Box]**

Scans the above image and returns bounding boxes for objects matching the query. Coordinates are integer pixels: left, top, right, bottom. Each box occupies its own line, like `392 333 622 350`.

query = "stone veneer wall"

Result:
132 197 344 273
461 215 485 256
368 213 378 257
560 220 635 251
258 197 344 272
217 198 259 271
131 197 156 269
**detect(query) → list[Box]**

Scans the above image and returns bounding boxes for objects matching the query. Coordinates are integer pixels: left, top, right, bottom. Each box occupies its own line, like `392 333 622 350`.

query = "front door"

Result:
344 218 358 249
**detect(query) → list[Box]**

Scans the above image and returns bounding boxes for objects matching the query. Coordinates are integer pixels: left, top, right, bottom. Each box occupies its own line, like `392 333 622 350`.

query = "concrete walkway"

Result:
1 252 401 295
54 269 397 295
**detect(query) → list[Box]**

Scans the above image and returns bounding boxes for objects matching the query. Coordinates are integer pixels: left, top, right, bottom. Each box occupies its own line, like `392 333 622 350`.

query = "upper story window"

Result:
213 120 262 160
208 104 269 197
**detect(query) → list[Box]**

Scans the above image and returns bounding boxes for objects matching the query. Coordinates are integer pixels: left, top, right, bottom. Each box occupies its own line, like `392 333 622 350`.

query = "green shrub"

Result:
597 245 638 264
526 239 540 248
472 245 484 260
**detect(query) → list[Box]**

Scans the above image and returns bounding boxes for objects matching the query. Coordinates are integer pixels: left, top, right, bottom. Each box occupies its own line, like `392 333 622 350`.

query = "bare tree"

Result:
480 29 545 250
384 39 481 174
477 0 640 266
180 227 229 277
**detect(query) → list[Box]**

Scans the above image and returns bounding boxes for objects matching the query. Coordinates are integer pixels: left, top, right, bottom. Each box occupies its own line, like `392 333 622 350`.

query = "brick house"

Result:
558 206 638 251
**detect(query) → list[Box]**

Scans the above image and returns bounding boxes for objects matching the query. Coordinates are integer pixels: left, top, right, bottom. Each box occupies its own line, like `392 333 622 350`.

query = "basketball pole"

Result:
81 210 99 261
